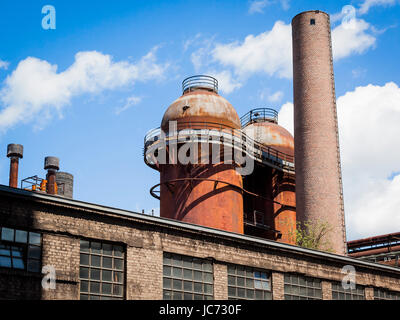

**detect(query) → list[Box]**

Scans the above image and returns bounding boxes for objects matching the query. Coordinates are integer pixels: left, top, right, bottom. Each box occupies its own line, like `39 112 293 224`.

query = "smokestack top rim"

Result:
7 144 23 159
291 10 329 24
44 156 60 171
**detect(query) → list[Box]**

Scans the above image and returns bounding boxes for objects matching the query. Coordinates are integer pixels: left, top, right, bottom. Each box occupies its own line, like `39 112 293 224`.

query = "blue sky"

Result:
1 0 400 240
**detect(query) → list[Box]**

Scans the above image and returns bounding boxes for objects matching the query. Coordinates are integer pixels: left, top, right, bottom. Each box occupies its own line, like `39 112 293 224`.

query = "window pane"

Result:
183 269 192 280
228 286 236 297
0 256 11 268
204 284 213 294
163 266 171 276
28 233 41 245
193 259 202 270
102 257 112 269
102 283 112 295
28 246 41 259
80 240 90 253
12 246 24 258
90 282 100 294
80 267 89 279
228 276 236 286
113 246 123 257
184 293 193 300
114 271 123 284
204 272 213 283
163 290 172 300
15 230 28 243
173 267 182 278
81 281 88 293
163 278 171 289
173 291 183 300
0 244 10 256
227 265 236 275
102 270 112 282
114 258 123 270
255 280 262 289
90 269 101 280
255 289 262 299
91 242 101 254
246 278 254 288
237 277 245 287
80 254 89 266
27 259 40 272
172 256 182 267
193 271 202 281
2 228 14 241
91 255 101 267
203 262 212 272
102 244 112 256
194 282 202 293
247 289 254 299
173 279 182 290
184 281 192 292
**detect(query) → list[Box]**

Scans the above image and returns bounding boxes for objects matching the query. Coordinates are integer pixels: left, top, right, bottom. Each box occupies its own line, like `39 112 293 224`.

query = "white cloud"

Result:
207 17 375 86
359 0 398 15
207 70 242 94
248 0 289 13
190 36 216 72
115 95 142 115
267 90 283 102
212 21 293 79
277 102 293 135
0 59 9 70
0 48 169 131
332 18 376 60
277 82 400 239
249 1 270 14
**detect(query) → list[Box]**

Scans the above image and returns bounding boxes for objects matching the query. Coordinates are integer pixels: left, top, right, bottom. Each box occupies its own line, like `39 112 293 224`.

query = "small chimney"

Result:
55 171 73 199
44 156 59 195
7 144 23 188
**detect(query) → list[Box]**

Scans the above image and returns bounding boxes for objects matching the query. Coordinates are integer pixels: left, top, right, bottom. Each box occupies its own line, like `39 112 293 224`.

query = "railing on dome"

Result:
182 75 218 94
240 108 278 128
143 121 295 174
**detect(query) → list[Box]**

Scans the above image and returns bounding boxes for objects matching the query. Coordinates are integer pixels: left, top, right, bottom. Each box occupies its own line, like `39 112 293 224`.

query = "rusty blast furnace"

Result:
147 76 244 233
292 11 347 254
145 76 296 244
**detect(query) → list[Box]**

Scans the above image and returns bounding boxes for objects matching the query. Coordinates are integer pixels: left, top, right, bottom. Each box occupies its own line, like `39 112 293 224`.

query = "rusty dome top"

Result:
242 108 294 156
161 75 241 130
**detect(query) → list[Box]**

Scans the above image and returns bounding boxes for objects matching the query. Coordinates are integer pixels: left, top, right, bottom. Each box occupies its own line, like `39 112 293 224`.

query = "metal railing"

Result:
143 121 295 173
240 108 278 128
182 75 218 94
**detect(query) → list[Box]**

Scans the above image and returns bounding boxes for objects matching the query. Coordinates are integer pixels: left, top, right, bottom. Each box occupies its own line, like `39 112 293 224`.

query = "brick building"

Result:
0 185 399 300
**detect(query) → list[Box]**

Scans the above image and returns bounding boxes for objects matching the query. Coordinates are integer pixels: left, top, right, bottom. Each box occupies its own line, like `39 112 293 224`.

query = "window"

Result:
374 288 400 300
163 252 213 300
284 274 322 300
331 282 365 300
227 264 272 300
0 227 41 272
79 240 125 300
310 19 316 25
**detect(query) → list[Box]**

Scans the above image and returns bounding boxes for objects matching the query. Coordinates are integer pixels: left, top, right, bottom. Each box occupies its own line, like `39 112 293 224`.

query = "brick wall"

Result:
0 192 399 300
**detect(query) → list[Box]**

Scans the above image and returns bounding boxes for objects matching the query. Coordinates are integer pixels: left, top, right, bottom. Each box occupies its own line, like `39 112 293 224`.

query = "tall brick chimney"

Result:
7 144 23 188
44 156 59 195
291 11 347 255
